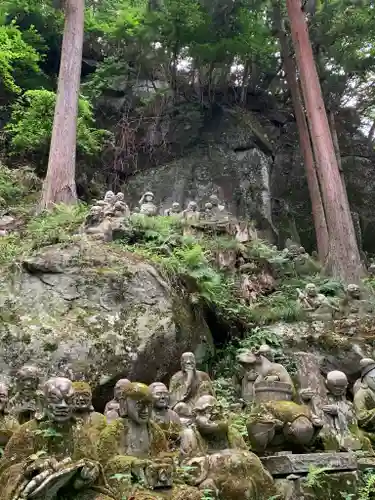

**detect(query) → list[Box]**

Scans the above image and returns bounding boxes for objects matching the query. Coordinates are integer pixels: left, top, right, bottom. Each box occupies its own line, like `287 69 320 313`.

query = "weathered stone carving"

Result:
354 358 375 440
139 191 158 216
9 365 43 424
169 352 215 418
323 370 364 451
0 382 19 447
236 350 259 404
203 202 214 219
0 377 114 500
297 283 337 320
98 382 174 496
72 381 106 441
340 284 373 318
104 378 131 423
149 382 181 426
182 201 200 222
149 382 181 451
251 348 294 386
113 192 130 217
164 202 182 216
208 194 226 216
180 395 277 499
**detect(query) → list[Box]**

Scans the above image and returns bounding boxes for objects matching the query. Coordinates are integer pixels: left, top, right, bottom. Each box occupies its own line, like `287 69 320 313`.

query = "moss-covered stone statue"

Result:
354 358 375 441
104 378 131 423
0 377 115 500
0 382 19 447
72 381 106 441
180 395 276 499
169 352 215 419
322 370 368 451
98 382 174 497
246 355 323 454
9 365 43 424
149 382 182 451
297 283 337 320
340 284 373 318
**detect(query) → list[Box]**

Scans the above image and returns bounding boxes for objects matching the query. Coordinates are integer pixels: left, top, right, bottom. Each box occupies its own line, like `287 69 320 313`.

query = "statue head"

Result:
149 382 170 410
347 284 361 300
187 201 197 212
16 365 40 394
325 370 348 396
88 205 102 218
143 191 154 203
258 344 274 362
209 195 219 207
104 191 116 204
361 358 375 391
118 382 152 425
299 246 306 254
72 381 93 413
0 383 9 413
44 377 74 423
181 352 196 373
114 378 131 401
116 192 125 202
205 202 213 211
305 283 317 297
193 395 227 437
171 202 180 213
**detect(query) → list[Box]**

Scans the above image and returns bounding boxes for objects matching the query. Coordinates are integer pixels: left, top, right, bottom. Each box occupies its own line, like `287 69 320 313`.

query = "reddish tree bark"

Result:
41 0 84 208
286 0 364 283
274 7 328 261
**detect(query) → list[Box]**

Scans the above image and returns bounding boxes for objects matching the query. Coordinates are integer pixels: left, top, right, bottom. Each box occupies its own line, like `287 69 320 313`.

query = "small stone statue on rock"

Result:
297 283 337 320
164 202 182 217
183 201 200 222
340 284 373 318
139 191 158 216
104 378 131 423
9 365 43 424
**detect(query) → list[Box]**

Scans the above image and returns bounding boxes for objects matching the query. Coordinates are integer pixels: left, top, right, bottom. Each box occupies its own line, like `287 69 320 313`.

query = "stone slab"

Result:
261 452 358 477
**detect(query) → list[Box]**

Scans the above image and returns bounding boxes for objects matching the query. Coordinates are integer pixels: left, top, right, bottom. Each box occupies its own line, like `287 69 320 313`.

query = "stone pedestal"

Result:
262 452 360 500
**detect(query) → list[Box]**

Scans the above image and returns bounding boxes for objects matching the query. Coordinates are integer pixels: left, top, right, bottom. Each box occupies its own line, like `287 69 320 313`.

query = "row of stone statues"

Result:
297 282 373 320
1 350 375 498
89 190 228 220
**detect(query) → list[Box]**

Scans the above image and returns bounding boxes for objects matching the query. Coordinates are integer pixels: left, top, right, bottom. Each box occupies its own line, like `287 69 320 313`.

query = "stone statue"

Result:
149 382 181 451
103 190 116 206
203 202 213 219
149 382 181 426
72 381 106 441
250 348 294 386
297 283 337 320
322 370 365 451
139 191 158 216
9 365 43 424
113 192 130 217
98 382 174 496
236 350 259 404
354 358 375 439
0 382 19 447
104 378 131 423
340 283 373 317
183 201 200 222
180 395 277 499
169 352 215 418
0 377 114 500
209 194 226 214
164 202 182 216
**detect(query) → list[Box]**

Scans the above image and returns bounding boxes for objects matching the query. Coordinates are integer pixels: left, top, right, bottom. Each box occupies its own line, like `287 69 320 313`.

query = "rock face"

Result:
0 238 213 406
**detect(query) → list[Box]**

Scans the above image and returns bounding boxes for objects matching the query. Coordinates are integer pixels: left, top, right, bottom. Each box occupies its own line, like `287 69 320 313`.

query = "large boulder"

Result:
0 238 213 406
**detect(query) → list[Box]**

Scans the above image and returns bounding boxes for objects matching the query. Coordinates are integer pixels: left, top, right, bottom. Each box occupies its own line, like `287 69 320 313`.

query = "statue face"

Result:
181 353 196 372
172 203 180 212
44 378 74 423
151 384 169 410
116 192 125 201
18 374 39 394
74 391 92 412
188 202 197 212
104 191 115 203
326 373 348 396
209 195 218 207
114 379 130 401
306 285 317 297
365 369 375 392
144 193 154 202
0 386 8 412
348 285 360 299
126 398 151 424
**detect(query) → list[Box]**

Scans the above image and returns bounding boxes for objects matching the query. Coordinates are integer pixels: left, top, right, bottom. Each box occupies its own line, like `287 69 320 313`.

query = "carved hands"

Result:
322 404 339 416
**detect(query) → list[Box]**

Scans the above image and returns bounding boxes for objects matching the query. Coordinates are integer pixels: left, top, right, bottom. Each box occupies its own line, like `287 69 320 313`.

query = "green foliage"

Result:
305 465 329 488
5 89 111 164
359 469 375 500
0 203 88 268
0 22 42 95
0 164 40 206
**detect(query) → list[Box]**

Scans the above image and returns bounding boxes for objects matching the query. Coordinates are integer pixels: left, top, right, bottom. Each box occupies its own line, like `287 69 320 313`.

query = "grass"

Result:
0 203 88 269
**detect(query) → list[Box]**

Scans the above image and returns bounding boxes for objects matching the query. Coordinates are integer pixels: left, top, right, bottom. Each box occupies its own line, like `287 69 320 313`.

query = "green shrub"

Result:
0 164 40 207
5 90 111 164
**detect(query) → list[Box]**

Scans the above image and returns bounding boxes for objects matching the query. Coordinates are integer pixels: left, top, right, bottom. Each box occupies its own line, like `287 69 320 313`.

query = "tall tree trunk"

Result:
41 0 84 209
286 0 364 283
274 4 328 260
